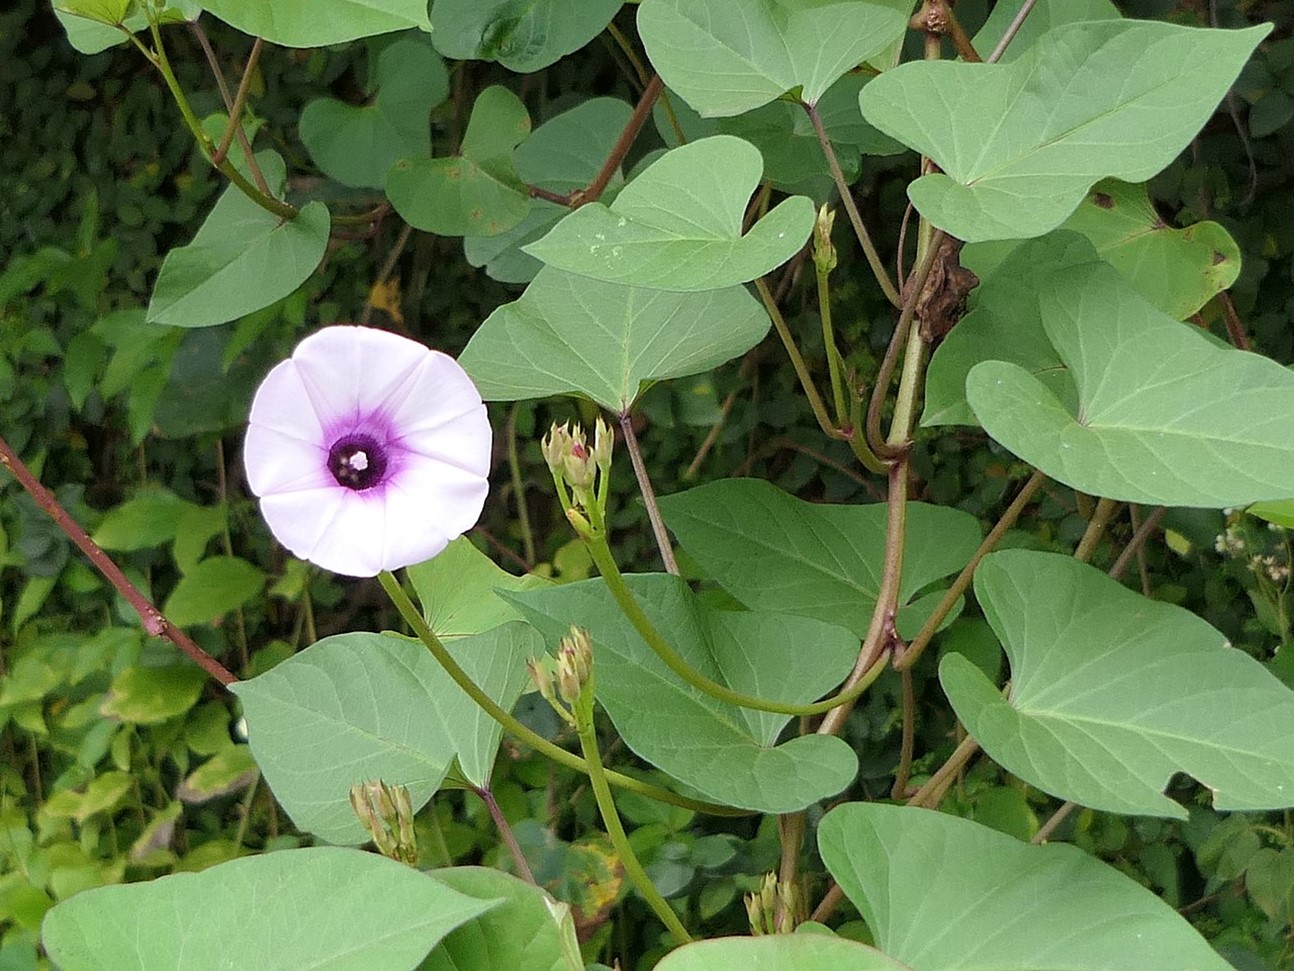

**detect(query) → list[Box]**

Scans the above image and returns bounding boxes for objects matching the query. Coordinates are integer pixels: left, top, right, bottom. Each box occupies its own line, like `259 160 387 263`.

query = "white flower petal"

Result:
245 325 493 576
385 351 489 438
398 405 494 478
244 424 330 497
291 327 429 432
258 487 347 566
246 359 326 444
386 459 490 541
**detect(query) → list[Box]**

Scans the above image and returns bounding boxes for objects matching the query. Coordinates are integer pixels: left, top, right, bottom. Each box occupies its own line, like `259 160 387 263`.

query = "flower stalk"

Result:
375 570 745 818
546 422 890 717
572 664 693 945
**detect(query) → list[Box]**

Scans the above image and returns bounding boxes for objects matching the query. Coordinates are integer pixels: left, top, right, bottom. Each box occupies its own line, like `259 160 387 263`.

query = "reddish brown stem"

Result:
0 436 237 687
577 75 662 206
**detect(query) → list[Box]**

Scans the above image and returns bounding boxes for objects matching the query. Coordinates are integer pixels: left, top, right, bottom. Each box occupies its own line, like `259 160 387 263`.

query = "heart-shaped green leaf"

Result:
1056 180 1241 318
819 803 1232 971
199 0 432 46
967 262 1294 506
971 0 1120 61
299 36 448 190
923 232 1097 427
658 479 983 639
658 76 905 202
54 0 128 26
232 625 539 843
638 0 909 117
387 86 531 237
458 267 768 412
523 135 815 291
861 20 1269 242
506 575 859 813
41 847 495 971
1249 499 1294 530
147 152 329 328
941 550 1294 817
422 868 581 971
465 98 633 284
407 537 549 639
431 0 623 73
656 936 909 970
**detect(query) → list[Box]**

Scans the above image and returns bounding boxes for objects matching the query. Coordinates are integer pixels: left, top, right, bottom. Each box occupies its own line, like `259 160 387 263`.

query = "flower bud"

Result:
556 626 593 705
349 780 417 865
592 416 613 474
812 204 837 274
562 425 597 494
542 422 573 474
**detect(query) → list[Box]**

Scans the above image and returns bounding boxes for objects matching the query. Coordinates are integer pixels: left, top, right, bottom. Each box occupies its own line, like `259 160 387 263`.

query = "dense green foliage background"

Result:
3 0 1294 967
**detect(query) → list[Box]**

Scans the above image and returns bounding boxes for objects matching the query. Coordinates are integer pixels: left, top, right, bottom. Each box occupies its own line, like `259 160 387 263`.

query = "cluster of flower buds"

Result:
745 871 799 935
527 626 594 725
349 780 417 865
542 419 612 532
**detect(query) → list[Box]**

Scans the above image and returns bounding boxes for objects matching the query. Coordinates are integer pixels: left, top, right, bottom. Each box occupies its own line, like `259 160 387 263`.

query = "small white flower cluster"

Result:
1249 553 1291 584
1214 524 1247 557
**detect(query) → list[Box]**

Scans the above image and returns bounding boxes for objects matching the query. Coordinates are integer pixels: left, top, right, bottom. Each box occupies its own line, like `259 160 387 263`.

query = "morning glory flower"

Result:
244 326 491 577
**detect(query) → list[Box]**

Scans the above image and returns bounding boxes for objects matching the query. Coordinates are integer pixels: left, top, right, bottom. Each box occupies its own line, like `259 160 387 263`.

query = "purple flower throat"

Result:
327 433 389 491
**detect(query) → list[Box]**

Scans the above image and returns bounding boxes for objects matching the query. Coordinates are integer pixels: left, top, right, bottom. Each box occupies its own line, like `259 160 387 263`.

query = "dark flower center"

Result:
327 435 388 491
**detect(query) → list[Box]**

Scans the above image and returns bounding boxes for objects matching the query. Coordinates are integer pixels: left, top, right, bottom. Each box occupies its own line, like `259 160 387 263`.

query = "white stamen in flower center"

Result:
346 451 370 472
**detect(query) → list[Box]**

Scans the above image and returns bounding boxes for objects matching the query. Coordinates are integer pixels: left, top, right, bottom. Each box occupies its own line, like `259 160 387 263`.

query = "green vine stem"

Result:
506 404 538 567
815 245 851 426
754 277 885 473
574 676 693 945
804 102 902 307
816 460 907 737
375 571 745 817
617 411 680 575
1075 496 1122 563
580 519 889 717
131 21 297 221
864 231 947 460
475 785 537 885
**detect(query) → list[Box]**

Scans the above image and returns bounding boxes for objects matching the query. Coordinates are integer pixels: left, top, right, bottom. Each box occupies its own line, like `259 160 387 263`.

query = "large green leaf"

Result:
299 36 448 190
146 153 329 328
459 267 768 412
431 0 623 73
506 575 859 813
387 86 532 237
523 136 815 291
232 626 539 843
967 263 1294 507
940 550 1294 818
860 20 1269 242
407 538 548 639
657 76 905 202
656 936 909 970
971 0 1120 61
658 479 983 639
421 868 581 971
199 0 432 46
41 847 495 971
922 232 1097 427
465 98 633 283
818 803 1231 971
55 0 200 54
1057 180 1241 318
638 0 909 117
